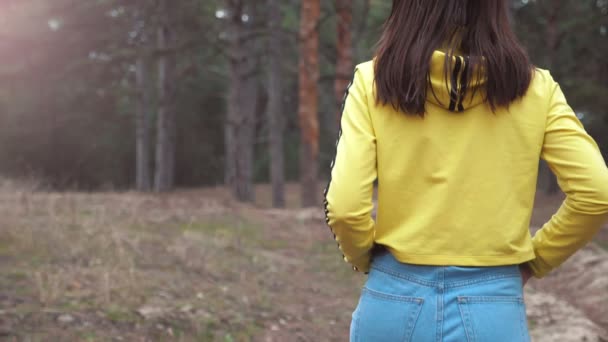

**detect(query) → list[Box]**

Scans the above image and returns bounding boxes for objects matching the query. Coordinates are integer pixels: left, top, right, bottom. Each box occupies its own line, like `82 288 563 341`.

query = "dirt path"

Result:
526 288 607 342
529 244 608 341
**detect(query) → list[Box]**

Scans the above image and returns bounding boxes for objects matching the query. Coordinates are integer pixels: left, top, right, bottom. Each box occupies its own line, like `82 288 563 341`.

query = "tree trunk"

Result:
224 0 256 202
237 78 257 202
154 1 176 192
334 0 353 124
266 0 286 208
135 56 152 191
298 0 321 208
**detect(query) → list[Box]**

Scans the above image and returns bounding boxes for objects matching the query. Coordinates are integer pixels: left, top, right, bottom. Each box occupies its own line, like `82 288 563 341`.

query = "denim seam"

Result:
372 265 439 287
436 268 445 342
372 265 521 289
519 302 527 341
457 296 525 303
405 299 423 342
445 274 522 288
458 301 474 342
362 287 424 303
353 308 360 342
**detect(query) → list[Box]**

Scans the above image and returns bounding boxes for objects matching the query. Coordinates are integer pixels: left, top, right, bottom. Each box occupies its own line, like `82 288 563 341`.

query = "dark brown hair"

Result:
374 0 533 115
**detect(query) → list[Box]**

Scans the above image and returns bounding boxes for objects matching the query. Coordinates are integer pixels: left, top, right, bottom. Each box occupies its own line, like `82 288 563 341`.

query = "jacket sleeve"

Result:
528 75 608 278
323 67 377 273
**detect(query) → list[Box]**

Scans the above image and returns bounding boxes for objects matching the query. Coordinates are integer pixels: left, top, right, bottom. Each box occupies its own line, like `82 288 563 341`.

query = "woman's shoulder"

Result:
355 60 375 80
530 67 558 92
355 60 374 73
352 60 375 94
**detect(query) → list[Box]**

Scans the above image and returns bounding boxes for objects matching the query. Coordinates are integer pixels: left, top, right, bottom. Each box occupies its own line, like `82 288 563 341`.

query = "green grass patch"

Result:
197 319 221 342
79 209 94 217
195 319 262 342
180 217 259 237
307 241 358 280
59 298 96 312
528 318 537 330
3 275 35 297
104 305 139 323
79 331 98 341
129 215 264 249
5 270 28 281
596 240 608 251
12 302 42 315
0 235 15 256
127 222 168 234
258 238 288 250
27 252 56 267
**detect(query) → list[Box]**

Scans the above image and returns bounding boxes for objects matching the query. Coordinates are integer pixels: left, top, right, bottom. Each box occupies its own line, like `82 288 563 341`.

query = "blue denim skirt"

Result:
350 248 530 342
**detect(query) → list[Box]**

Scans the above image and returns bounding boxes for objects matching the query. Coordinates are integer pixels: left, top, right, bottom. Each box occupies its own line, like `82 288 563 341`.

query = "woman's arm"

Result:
324 67 377 273
528 73 608 278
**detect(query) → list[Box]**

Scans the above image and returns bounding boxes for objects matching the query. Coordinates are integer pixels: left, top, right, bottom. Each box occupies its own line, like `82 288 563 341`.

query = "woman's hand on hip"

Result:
519 263 533 286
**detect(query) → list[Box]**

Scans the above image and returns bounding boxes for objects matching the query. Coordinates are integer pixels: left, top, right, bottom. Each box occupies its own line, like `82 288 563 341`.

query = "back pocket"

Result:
458 296 530 342
351 288 423 342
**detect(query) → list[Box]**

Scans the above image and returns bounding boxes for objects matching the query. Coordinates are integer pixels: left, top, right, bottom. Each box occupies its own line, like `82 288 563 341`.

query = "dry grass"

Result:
0 180 606 341
0 181 363 341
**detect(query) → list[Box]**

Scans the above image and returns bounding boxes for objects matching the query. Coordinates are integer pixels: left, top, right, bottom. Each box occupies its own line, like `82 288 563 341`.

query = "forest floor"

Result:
0 181 607 341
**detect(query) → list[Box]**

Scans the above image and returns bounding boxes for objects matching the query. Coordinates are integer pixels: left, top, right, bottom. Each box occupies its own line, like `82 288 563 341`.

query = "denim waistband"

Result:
370 248 522 289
